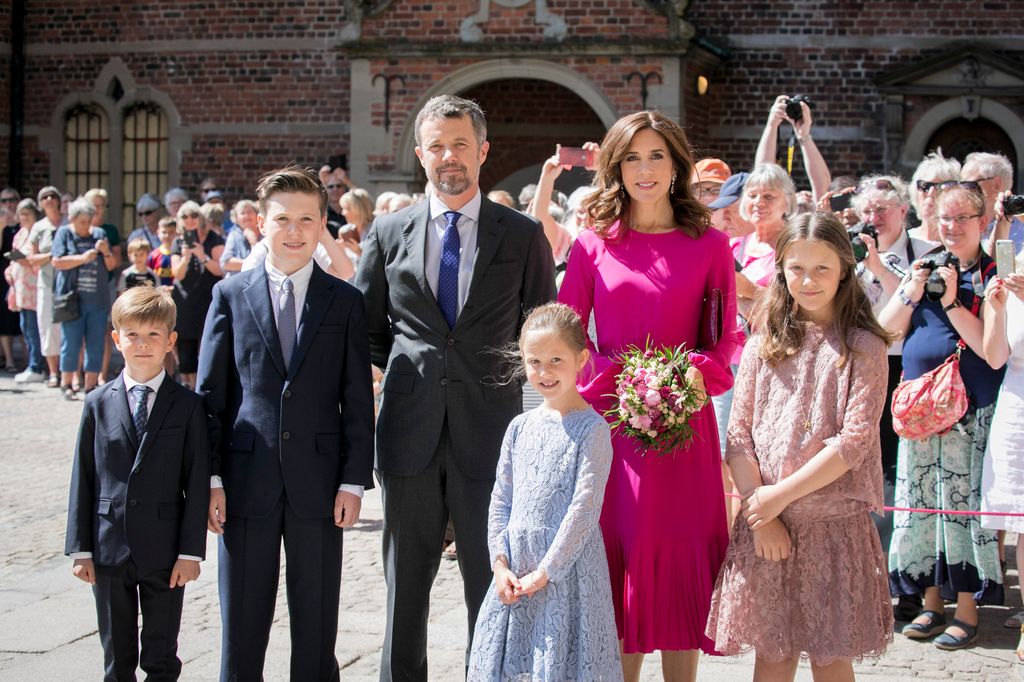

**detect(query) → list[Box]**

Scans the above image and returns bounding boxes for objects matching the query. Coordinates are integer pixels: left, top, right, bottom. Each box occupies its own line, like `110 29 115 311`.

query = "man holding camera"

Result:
962 152 1024 255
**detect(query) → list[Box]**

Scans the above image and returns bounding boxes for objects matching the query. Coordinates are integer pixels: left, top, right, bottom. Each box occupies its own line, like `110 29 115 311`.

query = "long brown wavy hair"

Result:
753 212 893 366
584 111 710 239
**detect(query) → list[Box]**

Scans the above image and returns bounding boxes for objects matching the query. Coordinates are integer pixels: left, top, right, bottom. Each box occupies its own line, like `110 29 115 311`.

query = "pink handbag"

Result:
890 341 968 441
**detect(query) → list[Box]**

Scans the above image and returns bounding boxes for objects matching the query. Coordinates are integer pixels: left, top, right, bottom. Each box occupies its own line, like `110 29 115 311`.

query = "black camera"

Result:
786 94 814 122
847 222 877 262
917 251 960 302
1004 194 1024 216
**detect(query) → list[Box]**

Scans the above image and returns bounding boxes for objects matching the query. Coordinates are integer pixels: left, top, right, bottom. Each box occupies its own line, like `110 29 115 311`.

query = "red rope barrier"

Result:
724 492 1024 517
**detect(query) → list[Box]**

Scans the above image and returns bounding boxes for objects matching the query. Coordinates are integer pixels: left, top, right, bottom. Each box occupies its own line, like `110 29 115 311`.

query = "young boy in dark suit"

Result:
65 285 210 681
197 165 375 681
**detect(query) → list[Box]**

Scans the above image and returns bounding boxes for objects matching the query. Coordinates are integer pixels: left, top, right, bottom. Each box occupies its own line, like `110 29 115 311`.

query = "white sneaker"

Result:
14 369 45 383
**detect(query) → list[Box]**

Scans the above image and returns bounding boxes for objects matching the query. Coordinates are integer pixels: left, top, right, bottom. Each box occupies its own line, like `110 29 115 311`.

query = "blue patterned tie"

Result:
130 385 152 442
278 277 296 370
437 211 462 329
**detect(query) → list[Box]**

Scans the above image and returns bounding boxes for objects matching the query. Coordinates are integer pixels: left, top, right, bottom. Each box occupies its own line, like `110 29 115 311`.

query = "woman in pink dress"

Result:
558 111 739 681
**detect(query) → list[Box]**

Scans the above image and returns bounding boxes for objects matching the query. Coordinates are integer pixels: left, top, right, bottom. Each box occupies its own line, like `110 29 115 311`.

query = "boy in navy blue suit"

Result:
197 165 375 681
66 285 210 681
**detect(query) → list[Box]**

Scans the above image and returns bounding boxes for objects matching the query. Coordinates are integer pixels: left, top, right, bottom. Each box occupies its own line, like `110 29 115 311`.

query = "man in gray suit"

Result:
355 95 555 681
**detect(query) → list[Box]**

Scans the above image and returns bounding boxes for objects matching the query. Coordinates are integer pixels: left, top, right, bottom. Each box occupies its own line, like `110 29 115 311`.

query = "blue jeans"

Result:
59 301 107 373
18 309 44 373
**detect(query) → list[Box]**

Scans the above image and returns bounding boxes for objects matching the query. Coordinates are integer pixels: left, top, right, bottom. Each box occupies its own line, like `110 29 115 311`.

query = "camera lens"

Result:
924 273 946 302
851 236 868 262
1004 195 1024 216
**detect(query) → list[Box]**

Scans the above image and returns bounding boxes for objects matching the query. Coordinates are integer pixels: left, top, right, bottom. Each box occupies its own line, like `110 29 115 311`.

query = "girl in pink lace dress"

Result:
707 212 893 678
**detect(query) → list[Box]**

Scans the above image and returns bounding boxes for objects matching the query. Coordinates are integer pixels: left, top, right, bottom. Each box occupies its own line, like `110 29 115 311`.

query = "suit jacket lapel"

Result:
288 264 333 380
132 375 177 471
400 202 436 304
401 202 450 332
461 198 506 320
243 266 287 378
109 377 139 451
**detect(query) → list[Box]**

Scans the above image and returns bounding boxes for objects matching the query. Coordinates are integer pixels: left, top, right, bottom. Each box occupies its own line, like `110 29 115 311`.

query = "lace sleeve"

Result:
823 333 888 470
487 419 518 567
725 338 761 464
537 420 614 583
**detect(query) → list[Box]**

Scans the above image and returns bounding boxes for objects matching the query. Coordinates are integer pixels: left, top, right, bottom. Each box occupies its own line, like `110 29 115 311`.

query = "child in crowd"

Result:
706 212 893 679
118 238 159 294
468 302 621 681
147 218 177 287
65 285 210 681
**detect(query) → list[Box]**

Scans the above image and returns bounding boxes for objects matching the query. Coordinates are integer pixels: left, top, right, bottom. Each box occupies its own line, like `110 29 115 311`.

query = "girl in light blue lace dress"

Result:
468 303 622 681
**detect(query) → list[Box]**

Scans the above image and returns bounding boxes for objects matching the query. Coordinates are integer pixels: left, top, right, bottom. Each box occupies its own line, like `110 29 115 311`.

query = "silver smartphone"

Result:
996 240 1016 278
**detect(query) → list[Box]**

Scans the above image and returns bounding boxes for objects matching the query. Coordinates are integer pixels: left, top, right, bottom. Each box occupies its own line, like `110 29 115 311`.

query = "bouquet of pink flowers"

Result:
605 342 706 455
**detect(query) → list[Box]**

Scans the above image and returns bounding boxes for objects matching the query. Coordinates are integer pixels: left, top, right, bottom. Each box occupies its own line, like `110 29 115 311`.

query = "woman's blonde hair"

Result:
909 149 960 213
583 110 709 239
753 211 892 366
340 188 374 227
177 200 206 229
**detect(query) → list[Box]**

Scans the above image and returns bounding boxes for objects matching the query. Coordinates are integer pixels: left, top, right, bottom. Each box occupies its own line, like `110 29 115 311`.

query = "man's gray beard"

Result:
436 173 471 197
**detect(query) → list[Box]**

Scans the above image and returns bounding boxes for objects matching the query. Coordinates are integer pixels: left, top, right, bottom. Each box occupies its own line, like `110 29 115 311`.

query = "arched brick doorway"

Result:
926 117 1017 186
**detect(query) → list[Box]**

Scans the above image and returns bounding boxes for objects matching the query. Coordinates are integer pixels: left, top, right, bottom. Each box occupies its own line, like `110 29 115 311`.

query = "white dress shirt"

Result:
70 370 203 562
210 257 364 498
424 190 481 316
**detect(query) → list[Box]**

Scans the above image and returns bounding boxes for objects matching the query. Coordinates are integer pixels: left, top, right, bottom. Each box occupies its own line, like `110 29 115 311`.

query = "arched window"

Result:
64 104 110 198
121 103 169 231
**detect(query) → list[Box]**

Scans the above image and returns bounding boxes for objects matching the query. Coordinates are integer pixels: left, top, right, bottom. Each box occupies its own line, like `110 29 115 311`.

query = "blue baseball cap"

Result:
707 171 750 210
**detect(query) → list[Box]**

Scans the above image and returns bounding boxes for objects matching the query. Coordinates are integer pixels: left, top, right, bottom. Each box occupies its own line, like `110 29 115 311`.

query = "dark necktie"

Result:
437 211 462 329
130 385 152 442
278 277 296 369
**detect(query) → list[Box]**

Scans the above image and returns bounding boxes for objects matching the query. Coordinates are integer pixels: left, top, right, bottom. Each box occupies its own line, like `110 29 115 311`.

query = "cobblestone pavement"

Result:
0 373 1021 681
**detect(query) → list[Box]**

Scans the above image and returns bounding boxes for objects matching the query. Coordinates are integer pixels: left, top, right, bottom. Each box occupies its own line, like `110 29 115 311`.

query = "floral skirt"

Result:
888 405 1004 604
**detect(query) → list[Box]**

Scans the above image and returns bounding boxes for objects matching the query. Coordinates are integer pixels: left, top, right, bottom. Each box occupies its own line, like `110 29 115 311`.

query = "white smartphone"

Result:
996 240 1015 278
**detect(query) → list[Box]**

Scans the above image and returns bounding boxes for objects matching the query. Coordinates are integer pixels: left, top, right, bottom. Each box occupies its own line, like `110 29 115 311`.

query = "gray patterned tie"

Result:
130 385 152 442
278 277 296 369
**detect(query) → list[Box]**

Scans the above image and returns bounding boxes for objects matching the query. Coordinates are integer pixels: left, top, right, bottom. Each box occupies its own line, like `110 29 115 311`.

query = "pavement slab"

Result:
1 374 1021 680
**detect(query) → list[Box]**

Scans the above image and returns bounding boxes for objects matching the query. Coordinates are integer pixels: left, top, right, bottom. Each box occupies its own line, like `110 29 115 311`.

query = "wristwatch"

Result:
943 299 962 312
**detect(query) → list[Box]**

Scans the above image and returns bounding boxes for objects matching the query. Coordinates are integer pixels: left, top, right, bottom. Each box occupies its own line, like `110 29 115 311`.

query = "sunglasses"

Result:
41 194 60 201
182 213 201 219
937 180 983 194
201 187 219 193
138 209 157 217
856 179 896 194
326 184 345 190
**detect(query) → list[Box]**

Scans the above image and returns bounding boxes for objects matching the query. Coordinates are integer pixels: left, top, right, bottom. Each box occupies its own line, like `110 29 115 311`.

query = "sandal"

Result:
1017 626 1024 662
46 374 60 388
62 386 78 401
1005 610 1024 629
934 619 978 650
902 610 947 639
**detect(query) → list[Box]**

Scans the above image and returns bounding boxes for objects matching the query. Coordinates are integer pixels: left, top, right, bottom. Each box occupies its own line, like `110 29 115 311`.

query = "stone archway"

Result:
902 98 1024 191
393 59 619 185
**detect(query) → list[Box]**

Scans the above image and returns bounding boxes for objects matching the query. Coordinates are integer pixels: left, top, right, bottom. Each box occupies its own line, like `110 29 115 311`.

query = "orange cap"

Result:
690 158 732 186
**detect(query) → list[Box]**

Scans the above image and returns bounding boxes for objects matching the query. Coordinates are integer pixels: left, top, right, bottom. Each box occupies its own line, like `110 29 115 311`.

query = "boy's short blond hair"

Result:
127 238 152 257
111 285 177 332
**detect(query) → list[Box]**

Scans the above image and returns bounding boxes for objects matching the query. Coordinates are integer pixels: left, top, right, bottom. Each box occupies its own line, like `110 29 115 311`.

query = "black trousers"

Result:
93 559 184 682
217 494 344 682
378 425 494 682
873 354 903 551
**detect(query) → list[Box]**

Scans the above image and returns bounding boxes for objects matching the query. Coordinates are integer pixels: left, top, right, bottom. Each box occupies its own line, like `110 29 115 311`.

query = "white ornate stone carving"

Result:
460 0 567 43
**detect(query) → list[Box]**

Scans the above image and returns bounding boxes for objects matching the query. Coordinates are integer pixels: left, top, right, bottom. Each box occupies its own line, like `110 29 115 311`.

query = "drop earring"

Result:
670 173 677 194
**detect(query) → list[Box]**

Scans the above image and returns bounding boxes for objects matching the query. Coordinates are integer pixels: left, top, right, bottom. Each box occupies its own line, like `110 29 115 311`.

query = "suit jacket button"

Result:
440 378 447 387
282 431 291 440
129 499 137 507
283 390 292 398
447 338 455 346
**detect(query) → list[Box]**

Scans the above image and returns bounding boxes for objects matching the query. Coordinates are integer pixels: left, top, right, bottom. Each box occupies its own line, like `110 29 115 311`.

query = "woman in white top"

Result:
981 190 1024 659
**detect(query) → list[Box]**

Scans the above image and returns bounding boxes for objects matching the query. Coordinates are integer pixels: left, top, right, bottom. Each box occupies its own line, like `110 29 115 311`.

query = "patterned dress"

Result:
707 326 893 665
468 407 622 681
